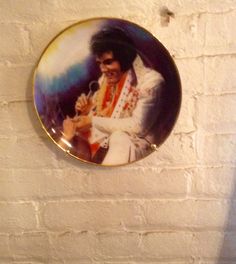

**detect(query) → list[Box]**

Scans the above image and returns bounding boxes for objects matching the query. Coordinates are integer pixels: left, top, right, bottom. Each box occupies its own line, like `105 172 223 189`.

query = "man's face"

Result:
96 51 123 85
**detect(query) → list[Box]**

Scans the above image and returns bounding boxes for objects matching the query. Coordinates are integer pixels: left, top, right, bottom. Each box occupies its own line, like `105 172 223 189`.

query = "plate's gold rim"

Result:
32 16 182 167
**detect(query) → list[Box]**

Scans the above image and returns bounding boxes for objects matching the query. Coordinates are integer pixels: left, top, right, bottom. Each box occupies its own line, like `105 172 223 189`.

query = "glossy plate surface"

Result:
33 17 181 166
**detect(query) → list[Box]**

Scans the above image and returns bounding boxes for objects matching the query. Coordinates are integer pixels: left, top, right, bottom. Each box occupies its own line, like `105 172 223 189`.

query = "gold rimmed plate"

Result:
33 17 181 166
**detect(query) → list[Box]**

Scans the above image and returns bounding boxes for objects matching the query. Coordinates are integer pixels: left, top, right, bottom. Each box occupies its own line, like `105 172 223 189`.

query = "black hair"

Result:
90 27 137 72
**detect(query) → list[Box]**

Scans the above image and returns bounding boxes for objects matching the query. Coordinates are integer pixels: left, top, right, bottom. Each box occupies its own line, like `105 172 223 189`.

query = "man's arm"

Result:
92 71 165 137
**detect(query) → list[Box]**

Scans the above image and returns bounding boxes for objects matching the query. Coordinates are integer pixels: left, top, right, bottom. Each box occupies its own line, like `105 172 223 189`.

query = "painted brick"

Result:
154 14 205 58
195 231 236 258
50 232 95 260
9 232 50 261
197 134 236 165
154 0 236 15
0 167 188 201
0 262 45 264
0 234 11 259
0 202 36 232
42 199 235 232
42 200 143 231
0 0 236 263
54 0 153 23
8 101 43 136
0 0 42 23
85 167 188 198
173 95 196 134
0 101 12 136
49 262 94 264
0 24 30 58
204 11 236 55
0 136 58 169
197 94 236 134
0 0 76 24
199 262 233 264
204 55 236 94
175 57 204 95
140 232 194 258
191 167 236 198
95 232 140 259
139 132 197 167
0 168 88 200
144 200 235 230
109 262 190 264
0 65 34 101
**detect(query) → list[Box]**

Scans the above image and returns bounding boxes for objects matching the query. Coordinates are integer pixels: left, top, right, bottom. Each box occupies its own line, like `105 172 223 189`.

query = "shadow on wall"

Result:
217 167 236 262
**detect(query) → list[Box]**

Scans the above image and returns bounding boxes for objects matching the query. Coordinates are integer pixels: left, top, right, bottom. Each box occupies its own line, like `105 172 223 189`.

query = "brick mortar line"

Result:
174 53 236 60
0 7 235 25
194 92 236 96
0 197 235 204
0 256 232 262
33 229 236 234
0 99 33 105
0 198 235 203
175 8 236 17
0 164 236 170
1 230 236 236
0 164 234 170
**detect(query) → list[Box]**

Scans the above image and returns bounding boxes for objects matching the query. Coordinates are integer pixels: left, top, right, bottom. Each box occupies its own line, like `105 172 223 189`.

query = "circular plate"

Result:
33 17 181 166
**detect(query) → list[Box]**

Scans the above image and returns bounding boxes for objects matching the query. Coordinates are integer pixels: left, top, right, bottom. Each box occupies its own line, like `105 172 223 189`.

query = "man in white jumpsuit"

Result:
62 27 165 165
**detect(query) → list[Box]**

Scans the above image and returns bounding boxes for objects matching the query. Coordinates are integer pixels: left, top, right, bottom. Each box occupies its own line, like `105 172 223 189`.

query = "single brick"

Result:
0 136 58 169
50 232 95 260
9 232 50 261
0 0 42 23
173 94 196 134
191 167 236 198
0 168 88 200
0 65 34 101
197 134 236 164
0 24 30 58
0 234 11 259
175 57 204 95
95 232 140 258
42 200 143 231
155 14 205 58
0 202 37 232
144 199 234 229
8 101 43 136
197 94 236 134
194 231 236 258
85 167 189 198
139 132 197 167
204 55 236 94
140 232 194 258
204 11 236 55
0 101 12 136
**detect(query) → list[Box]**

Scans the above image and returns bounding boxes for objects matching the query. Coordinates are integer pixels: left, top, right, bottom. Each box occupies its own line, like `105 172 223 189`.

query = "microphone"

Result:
75 80 99 117
87 80 99 97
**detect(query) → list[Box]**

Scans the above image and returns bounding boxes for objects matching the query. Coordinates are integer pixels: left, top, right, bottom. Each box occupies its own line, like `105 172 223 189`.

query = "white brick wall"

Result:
0 0 235 263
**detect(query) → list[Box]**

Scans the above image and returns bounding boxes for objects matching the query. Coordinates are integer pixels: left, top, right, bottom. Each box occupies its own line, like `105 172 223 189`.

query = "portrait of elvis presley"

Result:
59 26 165 166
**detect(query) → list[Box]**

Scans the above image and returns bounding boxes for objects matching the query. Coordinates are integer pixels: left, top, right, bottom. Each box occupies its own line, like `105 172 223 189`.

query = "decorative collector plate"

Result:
33 17 181 166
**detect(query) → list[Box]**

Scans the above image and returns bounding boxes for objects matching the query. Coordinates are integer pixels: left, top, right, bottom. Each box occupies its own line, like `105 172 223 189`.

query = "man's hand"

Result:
75 115 92 130
62 116 76 140
75 93 92 115
62 114 92 141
